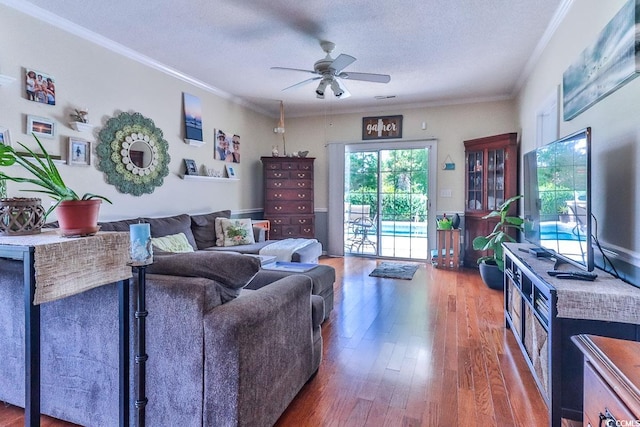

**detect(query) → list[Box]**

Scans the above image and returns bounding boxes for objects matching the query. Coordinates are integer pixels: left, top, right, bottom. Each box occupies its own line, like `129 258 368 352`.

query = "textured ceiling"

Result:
5 0 567 118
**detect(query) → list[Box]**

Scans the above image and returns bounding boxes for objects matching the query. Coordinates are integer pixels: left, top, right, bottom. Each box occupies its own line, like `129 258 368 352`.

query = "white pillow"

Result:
219 218 255 247
151 232 195 253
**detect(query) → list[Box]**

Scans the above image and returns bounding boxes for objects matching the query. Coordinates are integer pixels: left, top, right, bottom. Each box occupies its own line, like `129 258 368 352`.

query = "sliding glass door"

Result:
344 144 431 260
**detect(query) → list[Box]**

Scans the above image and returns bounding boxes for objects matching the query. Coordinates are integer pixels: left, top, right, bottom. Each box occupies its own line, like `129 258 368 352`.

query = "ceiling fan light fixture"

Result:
330 79 344 97
315 79 329 99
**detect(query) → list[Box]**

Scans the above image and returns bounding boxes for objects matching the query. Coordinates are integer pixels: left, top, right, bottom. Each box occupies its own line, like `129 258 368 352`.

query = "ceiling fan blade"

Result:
282 76 322 91
339 71 391 83
329 54 356 74
271 66 319 75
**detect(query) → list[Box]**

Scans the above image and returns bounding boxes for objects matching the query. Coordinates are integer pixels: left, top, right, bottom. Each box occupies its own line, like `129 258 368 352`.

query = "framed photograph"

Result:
27 115 55 139
225 163 237 179
0 126 11 146
68 137 90 166
184 158 198 175
24 68 56 105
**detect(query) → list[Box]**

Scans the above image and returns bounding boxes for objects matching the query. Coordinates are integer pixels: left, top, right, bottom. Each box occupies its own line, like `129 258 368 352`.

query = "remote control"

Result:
547 270 598 281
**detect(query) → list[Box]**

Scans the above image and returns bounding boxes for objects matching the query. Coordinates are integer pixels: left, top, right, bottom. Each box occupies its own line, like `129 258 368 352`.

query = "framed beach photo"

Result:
68 137 90 166
184 158 198 175
27 115 55 139
0 126 11 146
225 163 237 179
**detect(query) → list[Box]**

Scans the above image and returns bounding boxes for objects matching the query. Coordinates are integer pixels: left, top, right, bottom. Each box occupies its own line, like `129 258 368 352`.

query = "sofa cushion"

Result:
217 218 255 247
191 210 231 250
146 251 260 303
144 214 198 250
98 217 142 232
151 233 195 253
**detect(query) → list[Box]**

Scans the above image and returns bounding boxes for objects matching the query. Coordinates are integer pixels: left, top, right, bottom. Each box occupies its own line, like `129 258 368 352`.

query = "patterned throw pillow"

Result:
219 218 255 247
151 233 195 253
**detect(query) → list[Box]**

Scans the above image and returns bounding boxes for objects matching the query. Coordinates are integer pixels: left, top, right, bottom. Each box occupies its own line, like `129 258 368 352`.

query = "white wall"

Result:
516 0 640 264
0 5 279 221
285 100 518 214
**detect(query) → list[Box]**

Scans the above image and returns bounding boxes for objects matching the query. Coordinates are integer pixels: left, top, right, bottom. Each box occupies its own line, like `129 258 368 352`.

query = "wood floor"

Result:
1 256 551 426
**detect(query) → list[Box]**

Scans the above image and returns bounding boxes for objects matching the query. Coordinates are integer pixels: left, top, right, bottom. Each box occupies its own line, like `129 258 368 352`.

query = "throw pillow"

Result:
144 214 198 250
151 233 195 253
219 218 255 247
191 210 231 249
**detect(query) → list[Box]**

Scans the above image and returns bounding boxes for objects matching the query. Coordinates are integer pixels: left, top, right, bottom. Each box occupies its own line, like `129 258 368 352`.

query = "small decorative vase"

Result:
0 197 46 235
272 146 279 157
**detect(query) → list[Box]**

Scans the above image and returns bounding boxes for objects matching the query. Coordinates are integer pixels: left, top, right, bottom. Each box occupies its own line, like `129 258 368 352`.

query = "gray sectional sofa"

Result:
0 211 331 426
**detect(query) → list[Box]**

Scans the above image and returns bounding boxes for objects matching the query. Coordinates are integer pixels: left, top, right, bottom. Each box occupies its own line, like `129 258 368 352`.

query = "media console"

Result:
503 243 640 427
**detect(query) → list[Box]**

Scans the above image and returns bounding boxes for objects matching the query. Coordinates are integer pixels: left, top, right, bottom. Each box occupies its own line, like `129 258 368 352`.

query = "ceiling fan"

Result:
271 41 391 99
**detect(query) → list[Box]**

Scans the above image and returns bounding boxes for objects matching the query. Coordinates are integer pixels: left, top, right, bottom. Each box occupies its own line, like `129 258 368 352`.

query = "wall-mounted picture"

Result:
225 163 237 179
214 128 241 163
25 68 56 105
563 0 640 120
0 126 11 146
184 158 198 175
183 92 203 141
68 137 90 166
27 115 55 139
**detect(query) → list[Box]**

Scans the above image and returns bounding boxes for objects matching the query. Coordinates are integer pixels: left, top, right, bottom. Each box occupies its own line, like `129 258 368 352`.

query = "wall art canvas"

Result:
183 92 203 141
24 68 56 105
563 0 640 120
214 128 241 163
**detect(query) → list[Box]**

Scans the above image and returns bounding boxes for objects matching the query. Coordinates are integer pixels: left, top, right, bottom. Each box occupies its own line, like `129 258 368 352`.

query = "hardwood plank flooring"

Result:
1 256 552 426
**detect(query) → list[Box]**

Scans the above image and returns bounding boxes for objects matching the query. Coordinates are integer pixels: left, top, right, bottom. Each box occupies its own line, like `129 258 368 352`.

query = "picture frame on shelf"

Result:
27 115 55 139
0 126 11 146
67 137 90 166
225 164 237 179
184 158 198 175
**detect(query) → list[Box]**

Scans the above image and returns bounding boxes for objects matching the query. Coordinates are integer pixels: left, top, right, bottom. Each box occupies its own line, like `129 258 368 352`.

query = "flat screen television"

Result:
523 127 593 271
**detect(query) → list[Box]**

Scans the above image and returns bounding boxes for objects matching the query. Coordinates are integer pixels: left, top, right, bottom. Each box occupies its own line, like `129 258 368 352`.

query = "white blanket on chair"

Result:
259 238 317 262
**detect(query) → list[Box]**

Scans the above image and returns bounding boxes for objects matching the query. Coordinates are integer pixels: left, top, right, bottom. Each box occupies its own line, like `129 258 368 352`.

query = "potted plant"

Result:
0 134 111 236
472 194 523 289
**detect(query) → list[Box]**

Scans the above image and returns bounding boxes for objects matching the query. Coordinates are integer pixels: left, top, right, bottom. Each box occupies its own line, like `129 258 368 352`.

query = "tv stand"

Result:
503 243 640 427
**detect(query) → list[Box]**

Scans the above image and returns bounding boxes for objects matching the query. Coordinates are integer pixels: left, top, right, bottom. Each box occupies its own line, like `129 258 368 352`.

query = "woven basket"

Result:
0 197 46 235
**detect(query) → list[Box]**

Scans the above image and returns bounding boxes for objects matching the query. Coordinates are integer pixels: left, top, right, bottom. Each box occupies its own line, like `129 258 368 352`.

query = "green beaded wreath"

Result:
96 112 170 196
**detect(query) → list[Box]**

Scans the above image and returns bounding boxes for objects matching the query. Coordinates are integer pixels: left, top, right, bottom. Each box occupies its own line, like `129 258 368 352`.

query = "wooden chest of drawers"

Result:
261 157 315 239
572 334 640 427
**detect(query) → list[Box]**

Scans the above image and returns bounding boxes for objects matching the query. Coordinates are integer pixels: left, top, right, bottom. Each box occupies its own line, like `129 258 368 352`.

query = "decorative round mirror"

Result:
96 112 170 196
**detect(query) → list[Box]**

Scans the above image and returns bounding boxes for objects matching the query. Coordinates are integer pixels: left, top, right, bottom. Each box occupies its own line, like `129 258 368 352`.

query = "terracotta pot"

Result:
56 199 102 236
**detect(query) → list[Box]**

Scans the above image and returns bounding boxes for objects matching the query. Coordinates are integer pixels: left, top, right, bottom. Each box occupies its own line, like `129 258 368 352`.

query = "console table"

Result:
503 243 640 427
0 231 132 427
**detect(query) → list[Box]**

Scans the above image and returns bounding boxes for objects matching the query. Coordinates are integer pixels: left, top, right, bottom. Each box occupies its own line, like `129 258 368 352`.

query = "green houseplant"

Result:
472 194 523 289
0 134 112 235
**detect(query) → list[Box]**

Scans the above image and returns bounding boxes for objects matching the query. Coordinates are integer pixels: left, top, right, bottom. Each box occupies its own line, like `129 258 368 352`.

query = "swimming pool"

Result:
378 221 428 237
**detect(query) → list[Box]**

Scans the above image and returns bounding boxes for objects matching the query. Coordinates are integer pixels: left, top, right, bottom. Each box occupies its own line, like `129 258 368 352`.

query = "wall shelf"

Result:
0 74 16 86
180 174 238 182
69 122 95 133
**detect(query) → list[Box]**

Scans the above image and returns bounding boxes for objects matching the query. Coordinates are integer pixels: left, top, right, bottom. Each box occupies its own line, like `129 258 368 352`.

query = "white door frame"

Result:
327 138 438 257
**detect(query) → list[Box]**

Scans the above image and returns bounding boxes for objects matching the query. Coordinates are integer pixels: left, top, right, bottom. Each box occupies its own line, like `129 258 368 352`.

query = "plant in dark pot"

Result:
0 134 112 236
472 195 523 289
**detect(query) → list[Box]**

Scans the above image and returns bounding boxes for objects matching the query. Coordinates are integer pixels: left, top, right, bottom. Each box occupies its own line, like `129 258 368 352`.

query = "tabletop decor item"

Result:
0 134 112 236
129 222 153 264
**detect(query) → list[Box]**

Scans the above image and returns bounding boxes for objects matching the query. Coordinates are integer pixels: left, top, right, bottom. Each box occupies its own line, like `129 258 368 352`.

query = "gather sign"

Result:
362 115 403 140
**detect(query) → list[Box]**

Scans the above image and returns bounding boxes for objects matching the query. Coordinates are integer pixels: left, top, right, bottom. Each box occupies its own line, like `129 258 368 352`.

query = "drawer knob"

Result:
274 182 282 187
274 173 282 178
297 173 305 178
298 206 306 211
275 206 282 211
275 193 282 198
297 183 306 187
297 194 306 199
299 219 306 224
